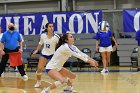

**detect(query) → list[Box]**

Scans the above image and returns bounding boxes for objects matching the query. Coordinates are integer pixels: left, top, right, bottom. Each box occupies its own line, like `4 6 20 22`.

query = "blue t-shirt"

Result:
135 30 140 46
1 30 22 50
96 30 113 47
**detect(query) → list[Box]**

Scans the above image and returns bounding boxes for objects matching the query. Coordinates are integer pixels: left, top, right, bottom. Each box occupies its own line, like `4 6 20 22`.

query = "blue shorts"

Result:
40 54 53 59
46 69 52 73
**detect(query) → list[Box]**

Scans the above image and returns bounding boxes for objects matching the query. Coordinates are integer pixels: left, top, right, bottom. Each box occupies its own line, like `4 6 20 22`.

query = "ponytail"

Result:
55 33 69 50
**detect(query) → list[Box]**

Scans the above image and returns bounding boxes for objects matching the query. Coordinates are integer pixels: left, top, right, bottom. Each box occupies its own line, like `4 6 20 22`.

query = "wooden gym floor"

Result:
0 67 140 93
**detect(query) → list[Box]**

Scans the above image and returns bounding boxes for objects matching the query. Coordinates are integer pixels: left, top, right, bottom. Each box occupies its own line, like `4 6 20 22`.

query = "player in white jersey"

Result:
41 33 98 93
32 23 59 88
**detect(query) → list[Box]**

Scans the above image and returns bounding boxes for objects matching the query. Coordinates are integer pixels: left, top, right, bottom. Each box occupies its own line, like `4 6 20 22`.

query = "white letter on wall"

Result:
69 14 83 34
40 15 49 34
86 12 99 33
0 17 3 26
13 16 20 32
134 12 140 31
53 14 66 34
5 17 12 30
23 16 35 35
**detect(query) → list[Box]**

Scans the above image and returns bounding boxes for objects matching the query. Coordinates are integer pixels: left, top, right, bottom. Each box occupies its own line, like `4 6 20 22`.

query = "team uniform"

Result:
46 43 89 72
39 33 59 59
96 30 113 52
96 21 114 73
34 33 60 88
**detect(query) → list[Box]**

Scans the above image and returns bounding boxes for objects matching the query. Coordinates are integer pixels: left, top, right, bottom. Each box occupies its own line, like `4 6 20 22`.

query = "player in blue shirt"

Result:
96 21 117 73
0 23 28 80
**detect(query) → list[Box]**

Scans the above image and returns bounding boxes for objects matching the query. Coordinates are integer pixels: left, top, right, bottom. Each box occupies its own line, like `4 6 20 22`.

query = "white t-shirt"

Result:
46 43 89 71
0 33 3 41
39 33 59 55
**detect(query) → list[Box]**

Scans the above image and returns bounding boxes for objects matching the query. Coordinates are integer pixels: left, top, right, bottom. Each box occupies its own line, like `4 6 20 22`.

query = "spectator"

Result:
0 23 28 81
95 21 118 73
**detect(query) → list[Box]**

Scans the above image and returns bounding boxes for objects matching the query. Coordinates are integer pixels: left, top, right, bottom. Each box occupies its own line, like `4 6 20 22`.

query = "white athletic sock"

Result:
46 87 50 92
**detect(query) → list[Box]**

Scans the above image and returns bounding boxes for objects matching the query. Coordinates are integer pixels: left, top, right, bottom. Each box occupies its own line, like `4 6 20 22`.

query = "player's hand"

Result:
88 58 98 69
31 50 38 56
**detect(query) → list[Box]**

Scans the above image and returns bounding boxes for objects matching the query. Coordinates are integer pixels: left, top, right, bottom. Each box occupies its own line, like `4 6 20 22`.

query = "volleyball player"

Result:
41 33 98 93
95 21 118 73
32 22 60 88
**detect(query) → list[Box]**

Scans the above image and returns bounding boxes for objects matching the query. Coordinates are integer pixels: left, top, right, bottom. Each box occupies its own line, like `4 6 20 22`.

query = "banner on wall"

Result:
0 10 102 35
123 9 140 32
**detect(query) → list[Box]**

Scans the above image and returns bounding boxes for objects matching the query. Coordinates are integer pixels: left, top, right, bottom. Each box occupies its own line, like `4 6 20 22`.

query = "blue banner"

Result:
0 10 102 35
123 9 140 32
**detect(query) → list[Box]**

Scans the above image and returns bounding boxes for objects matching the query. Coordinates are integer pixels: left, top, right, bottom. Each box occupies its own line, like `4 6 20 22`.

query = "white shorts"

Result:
99 45 113 52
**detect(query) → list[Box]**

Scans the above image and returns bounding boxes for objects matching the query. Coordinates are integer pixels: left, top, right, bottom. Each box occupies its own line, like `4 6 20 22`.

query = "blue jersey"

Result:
135 30 140 46
96 30 112 47
1 30 22 50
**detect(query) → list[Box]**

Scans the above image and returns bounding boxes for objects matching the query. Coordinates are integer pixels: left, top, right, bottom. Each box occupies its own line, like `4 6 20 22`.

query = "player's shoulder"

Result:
64 43 77 50
3 30 10 36
59 43 68 49
40 33 46 38
41 33 46 35
54 34 60 39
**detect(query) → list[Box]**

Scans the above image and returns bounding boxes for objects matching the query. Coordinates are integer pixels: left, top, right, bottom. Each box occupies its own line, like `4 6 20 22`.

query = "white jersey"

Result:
39 33 59 55
0 33 3 41
46 43 89 71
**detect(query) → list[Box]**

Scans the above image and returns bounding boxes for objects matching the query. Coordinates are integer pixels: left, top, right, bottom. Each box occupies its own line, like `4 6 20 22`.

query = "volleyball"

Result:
98 21 110 31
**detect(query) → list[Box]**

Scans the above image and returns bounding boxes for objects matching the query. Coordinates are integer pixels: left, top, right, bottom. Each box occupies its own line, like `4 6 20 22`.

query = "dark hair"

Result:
55 33 70 50
44 22 53 32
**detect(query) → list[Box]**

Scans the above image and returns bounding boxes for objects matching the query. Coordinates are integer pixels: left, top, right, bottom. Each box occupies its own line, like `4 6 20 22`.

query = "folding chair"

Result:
27 50 40 71
130 47 138 71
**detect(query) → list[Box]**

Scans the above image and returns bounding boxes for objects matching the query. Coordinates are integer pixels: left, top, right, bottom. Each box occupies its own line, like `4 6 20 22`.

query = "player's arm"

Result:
111 36 118 47
74 46 88 57
32 44 42 56
67 45 98 68
95 32 100 52
96 40 99 52
32 35 43 56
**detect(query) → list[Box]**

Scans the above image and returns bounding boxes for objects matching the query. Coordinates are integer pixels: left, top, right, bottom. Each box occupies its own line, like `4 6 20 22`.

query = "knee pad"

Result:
54 81 62 87
64 77 70 83
36 71 42 75
54 78 70 87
